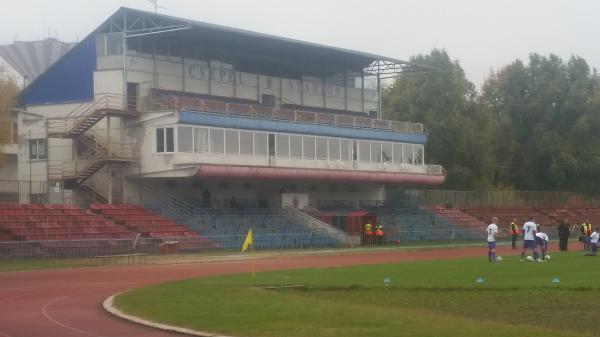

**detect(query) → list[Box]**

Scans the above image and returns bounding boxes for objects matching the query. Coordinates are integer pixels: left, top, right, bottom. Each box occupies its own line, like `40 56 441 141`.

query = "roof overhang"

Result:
98 7 434 77
194 164 445 185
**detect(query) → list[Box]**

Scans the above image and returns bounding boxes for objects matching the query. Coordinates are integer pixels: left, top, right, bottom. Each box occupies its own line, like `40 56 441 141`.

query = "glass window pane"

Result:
393 143 402 164
359 140 370 163
340 140 351 161
37 139 46 159
316 137 327 159
402 144 413 164
156 128 164 153
225 130 239 155
328 138 340 160
177 127 193 153
303 136 315 159
254 133 267 156
382 143 393 163
95 34 106 57
210 129 224 153
106 32 123 55
240 131 253 156
194 128 209 153
275 134 289 157
414 144 424 164
371 142 382 163
30 140 37 159
290 135 302 158
165 128 174 152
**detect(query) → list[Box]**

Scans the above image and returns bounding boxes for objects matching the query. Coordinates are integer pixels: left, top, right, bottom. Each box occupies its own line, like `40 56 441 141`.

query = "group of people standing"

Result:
363 222 384 245
488 216 600 262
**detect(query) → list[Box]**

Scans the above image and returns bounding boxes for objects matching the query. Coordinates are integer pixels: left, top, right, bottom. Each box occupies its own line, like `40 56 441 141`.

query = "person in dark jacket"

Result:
557 218 570 251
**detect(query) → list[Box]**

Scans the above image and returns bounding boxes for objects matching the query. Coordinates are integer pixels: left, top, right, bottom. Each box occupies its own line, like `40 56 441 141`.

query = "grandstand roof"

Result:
0 39 74 83
99 7 433 77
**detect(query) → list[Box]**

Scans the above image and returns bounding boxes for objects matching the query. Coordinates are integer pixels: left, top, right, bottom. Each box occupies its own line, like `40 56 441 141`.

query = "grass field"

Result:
115 251 599 337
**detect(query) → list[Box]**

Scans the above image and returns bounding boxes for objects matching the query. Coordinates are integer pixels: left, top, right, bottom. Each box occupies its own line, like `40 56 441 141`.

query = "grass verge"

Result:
115 251 596 337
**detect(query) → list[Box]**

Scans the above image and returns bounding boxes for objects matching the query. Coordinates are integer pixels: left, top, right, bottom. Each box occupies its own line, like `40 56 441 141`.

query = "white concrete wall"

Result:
98 54 379 113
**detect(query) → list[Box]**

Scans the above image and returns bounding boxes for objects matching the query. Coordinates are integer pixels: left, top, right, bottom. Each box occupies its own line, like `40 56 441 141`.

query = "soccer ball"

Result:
496 256 503 262
545 255 551 261
526 256 534 261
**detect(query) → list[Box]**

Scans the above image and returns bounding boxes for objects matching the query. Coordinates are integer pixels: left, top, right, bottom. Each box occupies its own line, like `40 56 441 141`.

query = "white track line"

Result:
42 295 106 337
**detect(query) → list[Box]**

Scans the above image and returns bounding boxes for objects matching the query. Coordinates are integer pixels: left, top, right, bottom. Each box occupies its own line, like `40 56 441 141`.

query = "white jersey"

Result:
486 223 498 242
522 221 537 240
535 232 548 242
591 232 599 244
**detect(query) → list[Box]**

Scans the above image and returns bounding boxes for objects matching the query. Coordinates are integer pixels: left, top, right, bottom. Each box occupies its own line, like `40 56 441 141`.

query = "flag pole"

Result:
251 238 255 278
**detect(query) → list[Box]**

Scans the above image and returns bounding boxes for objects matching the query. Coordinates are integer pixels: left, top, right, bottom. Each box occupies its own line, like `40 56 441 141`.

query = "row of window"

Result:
157 126 425 165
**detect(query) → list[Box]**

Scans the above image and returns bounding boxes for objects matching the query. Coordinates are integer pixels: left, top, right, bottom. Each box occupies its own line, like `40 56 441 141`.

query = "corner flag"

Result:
241 229 253 252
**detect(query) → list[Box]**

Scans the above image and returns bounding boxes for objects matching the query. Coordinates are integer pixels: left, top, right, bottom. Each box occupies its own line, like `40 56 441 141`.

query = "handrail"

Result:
148 92 424 134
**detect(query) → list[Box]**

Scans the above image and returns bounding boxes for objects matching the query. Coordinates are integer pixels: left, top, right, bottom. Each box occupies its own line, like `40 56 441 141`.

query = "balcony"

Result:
145 90 424 134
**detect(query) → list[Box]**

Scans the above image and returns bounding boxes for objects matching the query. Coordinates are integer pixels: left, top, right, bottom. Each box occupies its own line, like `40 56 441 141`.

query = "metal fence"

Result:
0 180 48 204
0 232 350 261
403 190 600 208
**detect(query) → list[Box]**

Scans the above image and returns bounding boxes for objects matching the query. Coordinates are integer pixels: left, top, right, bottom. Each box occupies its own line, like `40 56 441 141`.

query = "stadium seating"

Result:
461 207 557 234
376 207 479 241
539 207 600 227
421 205 488 236
90 204 200 239
0 203 136 241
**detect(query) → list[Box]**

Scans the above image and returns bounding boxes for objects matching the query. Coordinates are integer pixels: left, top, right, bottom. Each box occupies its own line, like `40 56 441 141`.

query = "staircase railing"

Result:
47 94 130 136
282 206 356 246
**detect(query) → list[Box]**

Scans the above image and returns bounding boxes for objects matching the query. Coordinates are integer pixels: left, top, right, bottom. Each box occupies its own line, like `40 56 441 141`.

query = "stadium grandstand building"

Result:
4 7 445 213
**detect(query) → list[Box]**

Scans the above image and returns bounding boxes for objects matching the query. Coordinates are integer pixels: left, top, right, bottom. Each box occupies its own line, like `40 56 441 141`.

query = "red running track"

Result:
0 245 523 337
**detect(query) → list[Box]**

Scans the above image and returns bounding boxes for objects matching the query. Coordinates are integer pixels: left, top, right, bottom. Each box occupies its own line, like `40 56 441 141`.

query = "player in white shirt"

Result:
521 217 538 261
535 229 549 261
486 217 499 262
590 228 599 256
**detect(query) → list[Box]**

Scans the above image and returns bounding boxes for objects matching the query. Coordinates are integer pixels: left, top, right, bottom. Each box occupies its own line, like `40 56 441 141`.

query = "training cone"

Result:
552 277 560 284
476 277 484 284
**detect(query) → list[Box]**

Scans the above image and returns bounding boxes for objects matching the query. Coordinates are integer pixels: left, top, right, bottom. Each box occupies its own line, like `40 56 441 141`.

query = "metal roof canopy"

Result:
97 7 434 78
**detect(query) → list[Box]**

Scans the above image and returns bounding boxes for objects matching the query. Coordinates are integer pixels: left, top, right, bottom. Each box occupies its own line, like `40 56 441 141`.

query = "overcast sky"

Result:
2 0 598 87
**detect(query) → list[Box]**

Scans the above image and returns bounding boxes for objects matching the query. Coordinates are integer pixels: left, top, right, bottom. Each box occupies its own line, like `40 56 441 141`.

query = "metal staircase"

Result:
46 94 139 202
47 95 138 138
78 184 108 204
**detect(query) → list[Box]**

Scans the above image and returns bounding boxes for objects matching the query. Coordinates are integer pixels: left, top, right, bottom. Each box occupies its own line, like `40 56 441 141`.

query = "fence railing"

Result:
405 190 600 208
148 90 424 134
47 94 131 136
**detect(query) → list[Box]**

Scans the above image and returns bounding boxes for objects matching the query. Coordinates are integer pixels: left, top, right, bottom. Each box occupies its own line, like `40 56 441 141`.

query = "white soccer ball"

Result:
526 256 534 261
496 256 503 262
544 255 551 261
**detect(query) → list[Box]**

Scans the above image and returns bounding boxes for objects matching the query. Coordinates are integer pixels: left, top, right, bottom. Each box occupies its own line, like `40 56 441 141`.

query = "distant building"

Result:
3 7 444 206
0 38 74 87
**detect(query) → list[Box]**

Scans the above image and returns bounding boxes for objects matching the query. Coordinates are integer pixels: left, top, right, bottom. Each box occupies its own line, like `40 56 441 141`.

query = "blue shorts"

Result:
523 240 536 249
535 237 544 246
488 241 496 249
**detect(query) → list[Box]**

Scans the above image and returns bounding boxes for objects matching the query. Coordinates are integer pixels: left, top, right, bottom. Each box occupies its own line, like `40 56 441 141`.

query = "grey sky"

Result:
2 0 598 86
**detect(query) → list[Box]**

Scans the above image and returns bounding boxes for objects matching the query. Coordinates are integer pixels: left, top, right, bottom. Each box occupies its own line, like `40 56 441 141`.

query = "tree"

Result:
383 49 494 189
0 66 19 169
480 54 600 192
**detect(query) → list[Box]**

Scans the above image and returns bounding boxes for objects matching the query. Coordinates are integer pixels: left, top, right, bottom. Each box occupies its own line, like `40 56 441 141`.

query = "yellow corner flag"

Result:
241 228 253 253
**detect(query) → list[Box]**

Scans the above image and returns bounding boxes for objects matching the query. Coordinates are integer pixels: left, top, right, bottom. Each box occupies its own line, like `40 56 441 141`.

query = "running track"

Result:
0 245 524 337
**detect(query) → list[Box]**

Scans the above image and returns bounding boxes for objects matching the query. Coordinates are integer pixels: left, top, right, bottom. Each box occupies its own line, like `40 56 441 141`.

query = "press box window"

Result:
29 139 47 160
156 127 174 153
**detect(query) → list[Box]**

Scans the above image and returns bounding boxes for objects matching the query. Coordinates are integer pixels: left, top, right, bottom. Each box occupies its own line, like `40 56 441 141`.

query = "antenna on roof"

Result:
146 0 165 14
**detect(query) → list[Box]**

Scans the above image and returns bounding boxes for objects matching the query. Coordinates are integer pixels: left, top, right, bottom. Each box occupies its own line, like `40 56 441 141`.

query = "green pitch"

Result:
115 252 597 337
